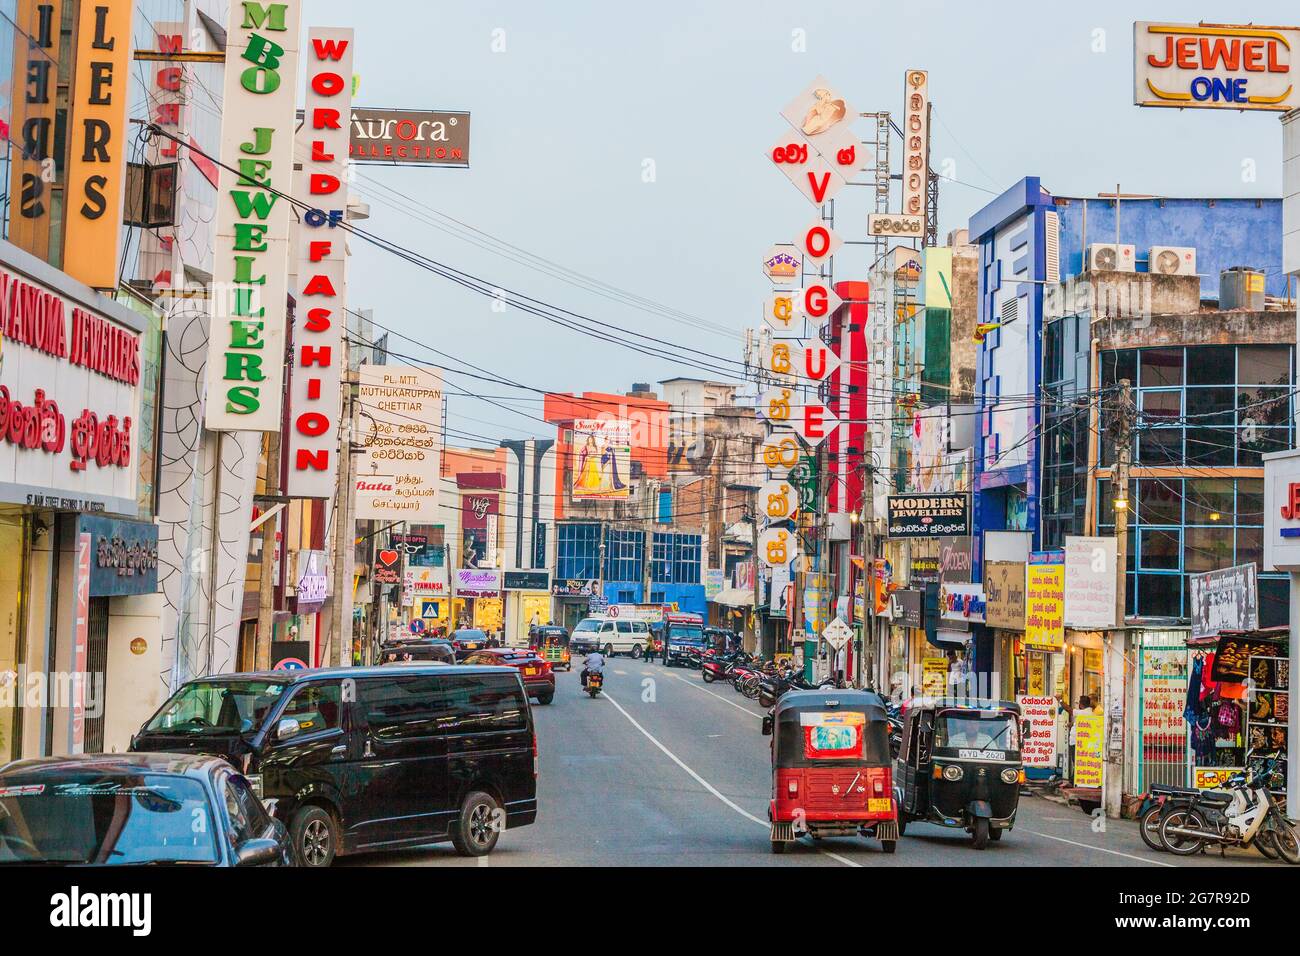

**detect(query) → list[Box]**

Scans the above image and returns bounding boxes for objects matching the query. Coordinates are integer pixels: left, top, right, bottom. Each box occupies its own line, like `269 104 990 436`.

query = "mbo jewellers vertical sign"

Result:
286 27 354 497
204 1 302 432
355 365 443 522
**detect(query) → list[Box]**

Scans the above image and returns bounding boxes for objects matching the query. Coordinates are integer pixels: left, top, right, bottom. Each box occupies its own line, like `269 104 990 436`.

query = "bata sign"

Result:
286 27 354 498
204 0 302 432
1134 22 1300 111
0 250 143 515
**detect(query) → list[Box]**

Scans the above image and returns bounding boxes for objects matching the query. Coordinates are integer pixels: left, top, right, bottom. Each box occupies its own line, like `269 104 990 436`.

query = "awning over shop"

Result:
712 587 755 607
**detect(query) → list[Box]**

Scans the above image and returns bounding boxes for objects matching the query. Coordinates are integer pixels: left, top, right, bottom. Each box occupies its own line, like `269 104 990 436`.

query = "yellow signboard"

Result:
1024 563 1065 651
63 0 133 288
922 657 949 696
1073 713 1104 788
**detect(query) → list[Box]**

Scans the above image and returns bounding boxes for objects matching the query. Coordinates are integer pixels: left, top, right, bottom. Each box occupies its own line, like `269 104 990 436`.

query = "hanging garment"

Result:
1199 653 1218 702
1184 656 1204 723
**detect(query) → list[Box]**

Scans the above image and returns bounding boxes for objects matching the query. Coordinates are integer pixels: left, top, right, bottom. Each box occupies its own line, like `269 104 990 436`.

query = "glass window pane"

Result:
1237 480 1264 524
1238 386 1290 427
1237 345 1290 386
1138 478 1181 524
1102 349 1137 390
1139 348 1183 387
1138 573 1182 617
1239 429 1290 467
1186 427 1235 466
1185 387 1235 425
1185 526 1234 574
1259 576 1288 628
1186 345 1235 385
1137 428 1181 464
1139 529 1180 570
1185 479 1234 525
1236 527 1263 570
1139 389 1181 422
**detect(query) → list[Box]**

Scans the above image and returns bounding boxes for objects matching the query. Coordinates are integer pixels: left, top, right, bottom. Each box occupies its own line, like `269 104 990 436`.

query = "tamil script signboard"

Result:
1188 563 1259 639
886 493 970 538
1134 22 1300 112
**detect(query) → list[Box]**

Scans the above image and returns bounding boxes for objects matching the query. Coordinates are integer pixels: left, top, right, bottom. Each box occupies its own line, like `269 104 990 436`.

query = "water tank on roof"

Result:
1220 267 1265 311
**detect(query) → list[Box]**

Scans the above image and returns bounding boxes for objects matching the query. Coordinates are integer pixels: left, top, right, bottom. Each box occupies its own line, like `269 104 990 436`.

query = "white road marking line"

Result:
667 672 765 719
614 669 628 676
600 690 861 868
1020 829 1176 867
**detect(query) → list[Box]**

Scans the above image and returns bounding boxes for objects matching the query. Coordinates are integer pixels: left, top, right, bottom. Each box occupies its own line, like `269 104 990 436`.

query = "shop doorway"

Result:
83 596 110 754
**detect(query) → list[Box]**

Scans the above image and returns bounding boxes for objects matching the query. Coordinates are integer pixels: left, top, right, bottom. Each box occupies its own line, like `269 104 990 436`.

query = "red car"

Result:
462 648 555 705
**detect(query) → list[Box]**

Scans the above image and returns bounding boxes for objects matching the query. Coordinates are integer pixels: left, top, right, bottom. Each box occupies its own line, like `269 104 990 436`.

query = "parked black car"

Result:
0 753 291 866
379 638 456 665
130 665 538 866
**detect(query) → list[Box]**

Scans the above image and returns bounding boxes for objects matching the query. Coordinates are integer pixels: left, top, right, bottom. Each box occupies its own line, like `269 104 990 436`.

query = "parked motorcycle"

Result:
1158 756 1298 863
1136 783 1236 854
701 650 752 684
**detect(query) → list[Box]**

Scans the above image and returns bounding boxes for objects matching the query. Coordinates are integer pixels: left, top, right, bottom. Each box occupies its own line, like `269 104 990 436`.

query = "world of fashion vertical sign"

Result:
204 1 302 432
286 26 354 497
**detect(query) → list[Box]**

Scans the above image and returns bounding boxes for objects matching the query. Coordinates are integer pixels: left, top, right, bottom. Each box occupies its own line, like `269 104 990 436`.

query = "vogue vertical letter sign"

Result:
204 2 302 431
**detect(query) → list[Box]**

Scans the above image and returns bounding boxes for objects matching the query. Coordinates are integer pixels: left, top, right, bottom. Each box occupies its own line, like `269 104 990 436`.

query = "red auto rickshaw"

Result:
763 688 899 854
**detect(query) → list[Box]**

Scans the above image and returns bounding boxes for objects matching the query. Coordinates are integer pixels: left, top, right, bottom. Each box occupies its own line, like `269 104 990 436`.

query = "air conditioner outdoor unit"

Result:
1087 243 1136 273
1148 246 1197 276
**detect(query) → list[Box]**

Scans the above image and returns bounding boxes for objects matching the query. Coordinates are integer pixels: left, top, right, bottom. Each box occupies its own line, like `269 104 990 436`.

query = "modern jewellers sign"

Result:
286 26 354 497
204 0 302 431
0 243 143 516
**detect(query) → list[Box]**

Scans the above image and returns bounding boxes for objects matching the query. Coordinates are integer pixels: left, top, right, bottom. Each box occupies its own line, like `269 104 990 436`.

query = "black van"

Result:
130 665 538 866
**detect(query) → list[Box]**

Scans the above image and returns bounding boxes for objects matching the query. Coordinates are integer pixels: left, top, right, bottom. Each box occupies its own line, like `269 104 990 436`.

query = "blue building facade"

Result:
556 523 706 615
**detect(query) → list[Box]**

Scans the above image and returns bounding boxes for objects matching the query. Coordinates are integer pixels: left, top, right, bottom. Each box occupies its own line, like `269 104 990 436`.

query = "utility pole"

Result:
327 376 358 666
749 501 761 656
862 435 877 690
1105 378 1134 819
254 431 281 671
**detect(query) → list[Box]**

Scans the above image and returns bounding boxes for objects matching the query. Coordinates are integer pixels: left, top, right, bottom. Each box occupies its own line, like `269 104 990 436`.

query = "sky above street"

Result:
303 0 1297 442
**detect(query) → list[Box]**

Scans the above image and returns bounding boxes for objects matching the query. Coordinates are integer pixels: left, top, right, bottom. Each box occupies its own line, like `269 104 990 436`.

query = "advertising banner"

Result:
984 561 1026 630
1134 22 1300 112
1063 536 1118 630
204 0 302 431
286 26 354 497
1024 557 1065 650
355 365 442 521
922 657 949 695
1017 695 1057 768
939 582 986 624
349 108 470 166
887 493 970 538
1188 563 1259 638
0 252 143 516
454 567 501 597
571 419 631 499
63 0 132 288
1073 713 1104 788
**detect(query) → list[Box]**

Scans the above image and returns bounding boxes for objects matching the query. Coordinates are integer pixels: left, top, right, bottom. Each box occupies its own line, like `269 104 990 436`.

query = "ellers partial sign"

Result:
1134 22 1300 111
205 0 302 431
0 244 143 515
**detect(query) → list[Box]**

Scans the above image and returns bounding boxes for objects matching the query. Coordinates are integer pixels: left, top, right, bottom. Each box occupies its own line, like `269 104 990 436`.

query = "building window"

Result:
1102 345 1294 468
604 529 644 583
672 534 702 585
557 523 600 580
1098 477 1284 622
651 532 673 583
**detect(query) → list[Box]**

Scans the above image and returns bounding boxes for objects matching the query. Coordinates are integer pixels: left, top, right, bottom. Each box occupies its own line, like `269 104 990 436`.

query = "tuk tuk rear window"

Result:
777 710 889 765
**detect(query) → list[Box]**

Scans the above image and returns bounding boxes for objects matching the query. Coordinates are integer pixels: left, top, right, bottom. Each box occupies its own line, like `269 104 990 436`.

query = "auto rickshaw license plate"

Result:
868 798 891 813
